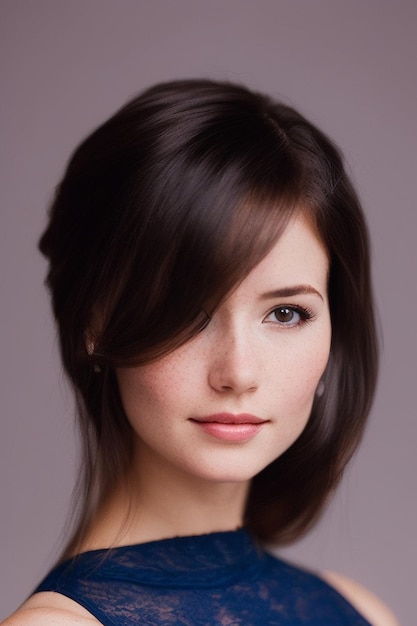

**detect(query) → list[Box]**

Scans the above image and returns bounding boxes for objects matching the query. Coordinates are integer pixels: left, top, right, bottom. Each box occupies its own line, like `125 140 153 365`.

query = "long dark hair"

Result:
39 79 378 556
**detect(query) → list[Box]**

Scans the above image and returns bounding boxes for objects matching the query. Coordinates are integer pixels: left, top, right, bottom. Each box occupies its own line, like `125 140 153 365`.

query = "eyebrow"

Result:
260 285 324 301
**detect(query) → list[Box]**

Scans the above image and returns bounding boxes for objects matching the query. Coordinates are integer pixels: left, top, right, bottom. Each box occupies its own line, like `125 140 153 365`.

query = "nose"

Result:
207 325 259 395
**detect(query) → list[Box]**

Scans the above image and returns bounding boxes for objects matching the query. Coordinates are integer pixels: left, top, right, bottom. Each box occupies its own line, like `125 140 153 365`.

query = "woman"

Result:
6 80 398 625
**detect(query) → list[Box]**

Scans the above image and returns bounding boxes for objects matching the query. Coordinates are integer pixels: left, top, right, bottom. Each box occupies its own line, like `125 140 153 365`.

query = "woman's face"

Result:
116 214 331 485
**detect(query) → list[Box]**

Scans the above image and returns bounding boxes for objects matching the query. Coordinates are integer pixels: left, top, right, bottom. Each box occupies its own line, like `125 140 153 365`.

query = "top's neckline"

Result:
58 529 265 588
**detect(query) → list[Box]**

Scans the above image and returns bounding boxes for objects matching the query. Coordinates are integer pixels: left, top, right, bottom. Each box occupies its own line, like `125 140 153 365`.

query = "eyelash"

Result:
264 305 315 328
196 305 315 334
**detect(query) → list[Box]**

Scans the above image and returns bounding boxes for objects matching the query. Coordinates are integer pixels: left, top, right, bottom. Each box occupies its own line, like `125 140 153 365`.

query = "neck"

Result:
81 445 250 551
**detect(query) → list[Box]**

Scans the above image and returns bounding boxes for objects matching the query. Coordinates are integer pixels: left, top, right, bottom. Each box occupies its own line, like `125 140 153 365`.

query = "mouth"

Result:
190 413 268 442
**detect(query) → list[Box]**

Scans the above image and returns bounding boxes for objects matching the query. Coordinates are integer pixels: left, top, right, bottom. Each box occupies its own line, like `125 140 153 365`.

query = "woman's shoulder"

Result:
3 592 100 625
323 571 399 626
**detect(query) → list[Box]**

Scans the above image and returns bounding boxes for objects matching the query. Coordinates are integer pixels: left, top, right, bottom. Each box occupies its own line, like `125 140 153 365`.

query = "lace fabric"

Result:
35 529 371 625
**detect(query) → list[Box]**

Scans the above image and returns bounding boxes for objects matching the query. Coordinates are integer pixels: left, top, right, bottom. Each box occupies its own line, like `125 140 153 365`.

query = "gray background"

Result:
1 1 416 623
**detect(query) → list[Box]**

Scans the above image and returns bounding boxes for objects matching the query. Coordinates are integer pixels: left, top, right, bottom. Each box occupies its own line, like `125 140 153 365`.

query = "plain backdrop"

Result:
1 1 416 623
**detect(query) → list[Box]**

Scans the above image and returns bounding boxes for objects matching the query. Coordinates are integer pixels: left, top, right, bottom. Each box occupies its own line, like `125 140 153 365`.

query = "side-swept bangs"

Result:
41 81 306 374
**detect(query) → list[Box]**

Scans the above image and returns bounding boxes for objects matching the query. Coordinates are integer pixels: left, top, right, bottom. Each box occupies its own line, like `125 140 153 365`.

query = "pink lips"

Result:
190 413 267 442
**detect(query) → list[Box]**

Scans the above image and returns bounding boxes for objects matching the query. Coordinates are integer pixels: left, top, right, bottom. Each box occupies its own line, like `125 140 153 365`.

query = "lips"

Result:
192 413 266 425
190 413 268 442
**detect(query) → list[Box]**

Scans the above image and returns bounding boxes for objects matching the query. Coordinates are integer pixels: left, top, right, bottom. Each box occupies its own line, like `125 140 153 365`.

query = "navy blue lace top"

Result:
35 529 371 625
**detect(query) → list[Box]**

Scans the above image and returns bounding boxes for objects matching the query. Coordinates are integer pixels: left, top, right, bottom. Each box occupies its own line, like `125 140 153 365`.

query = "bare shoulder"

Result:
323 571 399 626
3 592 100 625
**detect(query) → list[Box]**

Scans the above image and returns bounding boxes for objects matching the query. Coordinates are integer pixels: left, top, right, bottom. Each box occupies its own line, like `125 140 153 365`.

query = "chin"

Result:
184 457 272 485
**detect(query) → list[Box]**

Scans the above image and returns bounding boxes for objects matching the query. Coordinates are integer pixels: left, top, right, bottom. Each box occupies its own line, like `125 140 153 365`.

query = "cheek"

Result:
116 356 190 425
116 366 163 422
274 335 330 415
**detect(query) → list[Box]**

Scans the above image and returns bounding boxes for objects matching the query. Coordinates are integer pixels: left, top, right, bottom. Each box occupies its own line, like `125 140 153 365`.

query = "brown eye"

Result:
264 305 313 327
273 307 296 323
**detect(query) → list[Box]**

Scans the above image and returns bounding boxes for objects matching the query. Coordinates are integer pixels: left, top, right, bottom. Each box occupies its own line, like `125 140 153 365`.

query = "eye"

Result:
264 306 313 327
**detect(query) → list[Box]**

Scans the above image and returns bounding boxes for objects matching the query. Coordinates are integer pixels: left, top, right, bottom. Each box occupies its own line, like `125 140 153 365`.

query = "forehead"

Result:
235 214 329 295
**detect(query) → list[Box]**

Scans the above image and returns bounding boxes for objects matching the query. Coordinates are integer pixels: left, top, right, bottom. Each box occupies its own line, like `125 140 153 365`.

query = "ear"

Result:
84 306 104 356
316 379 325 397
85 329 96 356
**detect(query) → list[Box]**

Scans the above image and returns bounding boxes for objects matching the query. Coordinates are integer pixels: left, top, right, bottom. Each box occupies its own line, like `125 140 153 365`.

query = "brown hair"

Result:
39 79 378 555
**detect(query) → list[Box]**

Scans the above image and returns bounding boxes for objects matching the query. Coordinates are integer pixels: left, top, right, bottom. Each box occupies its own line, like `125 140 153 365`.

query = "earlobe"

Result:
84 330 102 373
85 330 96 356
316 350 333 398
316 380 325 397
85 304 105 355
